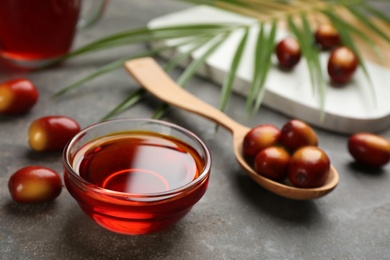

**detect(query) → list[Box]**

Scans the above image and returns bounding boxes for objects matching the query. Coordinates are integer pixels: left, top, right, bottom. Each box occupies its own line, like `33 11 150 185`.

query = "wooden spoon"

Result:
124 57 339 200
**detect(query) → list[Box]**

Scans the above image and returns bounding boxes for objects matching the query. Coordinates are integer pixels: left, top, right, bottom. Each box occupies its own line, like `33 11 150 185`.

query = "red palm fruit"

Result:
243 124 281 160
8 166 62 203
28 115 81 152
327 46 358 84
275 37 301 69
0 78 38 115
280 119 318 152
254 146 290 182
314 24 341 50
348 133 390 167
288 146 330 188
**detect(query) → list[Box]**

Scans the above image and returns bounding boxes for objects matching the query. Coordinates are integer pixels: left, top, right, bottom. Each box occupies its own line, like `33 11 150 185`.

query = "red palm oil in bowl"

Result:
63 118 211 235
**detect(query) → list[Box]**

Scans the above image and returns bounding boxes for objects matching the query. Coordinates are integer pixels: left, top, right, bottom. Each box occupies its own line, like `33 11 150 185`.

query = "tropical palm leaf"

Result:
153 32 231 118
54 0 390 121
219 27 249 113
246 20 277 115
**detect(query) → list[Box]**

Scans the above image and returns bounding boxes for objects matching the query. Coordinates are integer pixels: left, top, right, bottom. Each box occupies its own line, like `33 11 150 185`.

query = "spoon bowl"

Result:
124 57 339 200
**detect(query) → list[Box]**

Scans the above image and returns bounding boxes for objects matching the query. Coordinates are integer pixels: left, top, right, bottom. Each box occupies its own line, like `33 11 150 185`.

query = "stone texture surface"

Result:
1 1 390 259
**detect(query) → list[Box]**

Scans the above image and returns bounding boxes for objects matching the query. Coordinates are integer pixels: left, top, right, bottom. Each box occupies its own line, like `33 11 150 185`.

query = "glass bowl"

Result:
63 118 211 235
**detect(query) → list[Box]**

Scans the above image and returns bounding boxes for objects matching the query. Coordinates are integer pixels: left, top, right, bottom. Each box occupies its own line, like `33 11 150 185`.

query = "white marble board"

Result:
148 5 390 134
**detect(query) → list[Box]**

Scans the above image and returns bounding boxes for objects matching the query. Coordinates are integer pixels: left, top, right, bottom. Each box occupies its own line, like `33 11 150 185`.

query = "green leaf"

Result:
100 88 146 121
177 32 230 86
301 14 326 120
245 22 265 115
59 0 388 123
245 20 277 115
102 37 215 121
52 38 199 98
152 103 170 119
52 57 127 98
219 26 249 112
344 4 390 44
65 24 235 58
287 16 316 94
152 32 231 118
175 0 215 5
252 19 277 114
364 2 390 26
177 0 253 9
163 36 213 72
287 13 327 120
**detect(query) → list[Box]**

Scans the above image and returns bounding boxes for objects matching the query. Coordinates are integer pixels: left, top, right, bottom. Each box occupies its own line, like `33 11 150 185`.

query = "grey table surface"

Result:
1 1 390 259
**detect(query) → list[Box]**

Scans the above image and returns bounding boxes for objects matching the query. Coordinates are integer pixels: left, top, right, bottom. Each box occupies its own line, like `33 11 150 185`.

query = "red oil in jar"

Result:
64 131 209 235
0 0 81 62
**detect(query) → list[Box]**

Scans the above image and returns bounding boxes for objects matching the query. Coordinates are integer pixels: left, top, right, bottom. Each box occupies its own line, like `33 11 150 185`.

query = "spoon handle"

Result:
124 57 247 134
